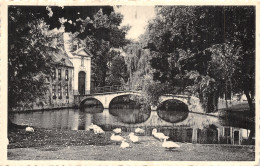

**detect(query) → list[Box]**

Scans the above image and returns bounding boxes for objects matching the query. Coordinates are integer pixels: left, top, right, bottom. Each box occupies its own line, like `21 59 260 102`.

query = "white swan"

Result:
110 133 124 144
162 138 180 150
93 127 105 134
86 123 98 131
120 139 130 149
113 128 122 134
86 123 104 134
135 128 145 134
25 127 34 132
129 132 139 143
152 129 169 141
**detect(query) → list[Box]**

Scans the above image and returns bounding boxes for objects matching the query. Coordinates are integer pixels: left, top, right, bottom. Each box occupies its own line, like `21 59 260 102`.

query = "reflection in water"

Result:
109 107 151 124
157 110 188 123
109 95 151 124
218 114 254 130
9 98 252 145
157 99 189 124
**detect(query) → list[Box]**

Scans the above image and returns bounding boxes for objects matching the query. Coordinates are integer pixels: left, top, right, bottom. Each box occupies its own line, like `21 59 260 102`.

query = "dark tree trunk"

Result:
207 93 215 113
245 90 254 114
8 118 27 131
244 90 255 143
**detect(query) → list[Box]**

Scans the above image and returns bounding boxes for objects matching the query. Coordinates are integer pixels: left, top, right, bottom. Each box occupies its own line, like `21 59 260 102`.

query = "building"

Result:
49 49 74 108
14 33 93 111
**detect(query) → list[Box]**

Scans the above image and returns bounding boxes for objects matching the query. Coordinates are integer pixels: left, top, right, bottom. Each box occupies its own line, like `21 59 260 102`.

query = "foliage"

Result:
106 53 129 86
8 6 61 108
70 9 130 87
8 6 131 109
143 6 255 113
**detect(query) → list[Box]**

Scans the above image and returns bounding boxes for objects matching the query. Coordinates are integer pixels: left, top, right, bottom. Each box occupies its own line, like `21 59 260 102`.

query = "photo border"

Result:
0 0 259 165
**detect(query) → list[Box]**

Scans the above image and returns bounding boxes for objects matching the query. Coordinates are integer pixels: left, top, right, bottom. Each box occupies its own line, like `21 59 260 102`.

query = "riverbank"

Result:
8 127 255 161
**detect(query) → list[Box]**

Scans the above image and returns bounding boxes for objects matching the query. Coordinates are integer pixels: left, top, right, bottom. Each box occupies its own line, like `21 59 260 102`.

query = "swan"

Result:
162 138 180 150
135 128 145 134
110 133 124 144
129 132 139 143
152 129 169 141
93 127 105 134
86 123 98 131
113 128 122 134
86 123 104 134
25 127 34 132
120 139 130 149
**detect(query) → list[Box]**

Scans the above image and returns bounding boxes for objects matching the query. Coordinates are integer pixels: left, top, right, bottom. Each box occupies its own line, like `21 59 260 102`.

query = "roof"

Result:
72 47 93 58
48 48 73 67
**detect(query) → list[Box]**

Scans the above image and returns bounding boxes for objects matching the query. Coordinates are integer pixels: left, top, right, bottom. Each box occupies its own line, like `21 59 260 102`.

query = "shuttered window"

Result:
58 69 61 80
58 83 62 99
65 70 68 81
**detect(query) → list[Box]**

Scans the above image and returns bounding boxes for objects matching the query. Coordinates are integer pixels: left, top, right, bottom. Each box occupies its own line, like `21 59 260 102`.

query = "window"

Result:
224 127 230 137
65 85 69 99
81 57 84 66
52 85 56 99
52 68 56 79
65 70 68 81
58 69 61 80
58 83 62 99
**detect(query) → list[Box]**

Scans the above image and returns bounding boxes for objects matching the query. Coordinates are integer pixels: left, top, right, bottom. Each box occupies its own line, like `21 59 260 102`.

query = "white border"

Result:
0 0 259 165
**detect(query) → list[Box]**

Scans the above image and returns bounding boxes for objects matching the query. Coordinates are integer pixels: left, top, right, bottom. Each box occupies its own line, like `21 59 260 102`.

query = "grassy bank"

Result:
8 127 113 149
8 127 255 161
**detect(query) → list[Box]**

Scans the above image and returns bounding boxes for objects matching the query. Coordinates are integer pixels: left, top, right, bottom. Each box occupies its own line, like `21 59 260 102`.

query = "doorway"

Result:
78 71 86 95
234 131 240 144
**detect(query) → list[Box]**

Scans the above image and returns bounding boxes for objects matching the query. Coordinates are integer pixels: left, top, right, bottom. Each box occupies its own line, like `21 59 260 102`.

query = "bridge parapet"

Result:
75 91 141 108
91 85 130 94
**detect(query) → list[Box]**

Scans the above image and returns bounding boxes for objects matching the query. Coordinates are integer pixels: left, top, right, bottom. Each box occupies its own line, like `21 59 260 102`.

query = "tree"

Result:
8 7 58 109
106 52 129 86
140 6 255 142
143 6 255 114
8 6 130 108
69 9 130 87
8 6 130 131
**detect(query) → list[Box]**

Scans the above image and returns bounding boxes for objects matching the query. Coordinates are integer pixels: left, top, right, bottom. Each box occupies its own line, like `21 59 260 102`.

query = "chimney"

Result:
63 32 74 58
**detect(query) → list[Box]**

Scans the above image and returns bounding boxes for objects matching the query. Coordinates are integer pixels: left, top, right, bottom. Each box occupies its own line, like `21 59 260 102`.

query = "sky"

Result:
114 6 155 41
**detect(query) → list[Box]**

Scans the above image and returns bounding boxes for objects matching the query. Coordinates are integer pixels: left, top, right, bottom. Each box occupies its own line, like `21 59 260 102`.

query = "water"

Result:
9 98 252 145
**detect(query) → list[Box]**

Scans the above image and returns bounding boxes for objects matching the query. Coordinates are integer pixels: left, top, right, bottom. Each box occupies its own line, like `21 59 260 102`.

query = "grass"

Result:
8 127 113 149
8 127 255 161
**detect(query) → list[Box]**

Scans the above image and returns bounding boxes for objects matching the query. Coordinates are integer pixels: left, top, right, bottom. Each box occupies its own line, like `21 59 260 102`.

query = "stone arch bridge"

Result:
74 91 204 113
74 91 141 109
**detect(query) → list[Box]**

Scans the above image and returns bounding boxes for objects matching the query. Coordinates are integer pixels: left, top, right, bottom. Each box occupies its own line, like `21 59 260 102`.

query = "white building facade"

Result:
64 33 92 96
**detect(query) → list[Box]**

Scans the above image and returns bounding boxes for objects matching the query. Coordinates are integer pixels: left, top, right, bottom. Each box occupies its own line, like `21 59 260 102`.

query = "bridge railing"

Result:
91 85 130 94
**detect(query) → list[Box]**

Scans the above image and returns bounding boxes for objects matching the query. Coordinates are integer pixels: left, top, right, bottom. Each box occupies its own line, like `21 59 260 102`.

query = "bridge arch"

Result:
159 95 204 113
80 97 103 109
157 99 189 112
109 94 141 109
79 91 141 109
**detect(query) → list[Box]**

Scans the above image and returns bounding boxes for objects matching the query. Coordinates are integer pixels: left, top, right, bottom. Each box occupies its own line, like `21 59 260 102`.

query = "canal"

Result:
9 96 252 145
